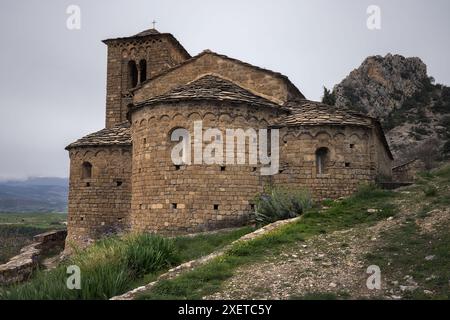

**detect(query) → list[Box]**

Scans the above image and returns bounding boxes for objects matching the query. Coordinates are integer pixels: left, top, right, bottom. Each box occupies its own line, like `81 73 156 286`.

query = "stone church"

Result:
65 28 393 246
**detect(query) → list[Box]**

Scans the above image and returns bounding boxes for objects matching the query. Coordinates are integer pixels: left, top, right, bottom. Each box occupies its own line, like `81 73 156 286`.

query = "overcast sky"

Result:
0 0 449 179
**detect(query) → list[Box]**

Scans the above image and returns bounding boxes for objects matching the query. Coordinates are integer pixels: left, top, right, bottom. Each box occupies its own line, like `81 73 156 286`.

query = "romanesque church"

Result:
66 28 393 246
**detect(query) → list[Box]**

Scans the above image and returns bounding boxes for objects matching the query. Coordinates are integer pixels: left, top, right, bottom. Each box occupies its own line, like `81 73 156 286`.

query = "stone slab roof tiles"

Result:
65 122 131 150
134 74 285 110
275 99 393 159
276 99 372 127
133 28 161 37
102 29 191 60
132 50 305 100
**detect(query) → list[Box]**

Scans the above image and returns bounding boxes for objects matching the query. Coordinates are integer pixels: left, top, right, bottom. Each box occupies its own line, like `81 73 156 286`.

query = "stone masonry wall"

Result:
133 52 303 106
130 101 282 234
105 37 189 128
373 127 394 180
274 125 378 199
392 159 425 182
0 230 67 286
66 146 132 247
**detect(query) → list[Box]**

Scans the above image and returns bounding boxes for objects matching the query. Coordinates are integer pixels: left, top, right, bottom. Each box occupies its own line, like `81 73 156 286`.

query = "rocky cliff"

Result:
327 54 450 165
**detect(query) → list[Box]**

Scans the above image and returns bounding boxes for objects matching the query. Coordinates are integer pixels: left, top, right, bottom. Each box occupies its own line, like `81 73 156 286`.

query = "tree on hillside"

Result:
322 86 336 106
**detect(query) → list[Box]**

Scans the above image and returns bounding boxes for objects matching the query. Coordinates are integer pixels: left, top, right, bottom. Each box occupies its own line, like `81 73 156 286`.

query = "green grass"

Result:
366 223 450 299
364 163 450 300
172 227 254 262
138 184 396 300
0 227 251 300
0 212 67 229
0 212 67 264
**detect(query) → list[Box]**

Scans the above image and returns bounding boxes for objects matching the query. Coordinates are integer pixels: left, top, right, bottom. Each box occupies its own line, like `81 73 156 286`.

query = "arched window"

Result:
128 60 138 88
316 147 329 174
139 59 147 83
82 162 92 179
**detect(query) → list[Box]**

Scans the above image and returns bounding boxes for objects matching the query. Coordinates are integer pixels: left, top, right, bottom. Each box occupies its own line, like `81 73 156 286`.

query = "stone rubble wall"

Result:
0 230 67 286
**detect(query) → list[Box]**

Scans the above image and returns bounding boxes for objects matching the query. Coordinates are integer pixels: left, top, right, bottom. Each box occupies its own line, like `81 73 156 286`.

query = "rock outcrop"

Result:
330 54 450 164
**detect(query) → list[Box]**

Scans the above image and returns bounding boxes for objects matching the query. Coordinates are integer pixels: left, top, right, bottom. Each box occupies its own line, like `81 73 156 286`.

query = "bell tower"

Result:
102 28 190 128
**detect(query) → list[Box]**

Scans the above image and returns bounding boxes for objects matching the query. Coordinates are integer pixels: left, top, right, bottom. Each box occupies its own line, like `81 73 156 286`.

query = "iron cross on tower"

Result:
152 20 157 29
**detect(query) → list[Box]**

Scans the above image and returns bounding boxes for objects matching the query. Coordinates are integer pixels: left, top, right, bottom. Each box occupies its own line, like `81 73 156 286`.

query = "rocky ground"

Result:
207 171 450 300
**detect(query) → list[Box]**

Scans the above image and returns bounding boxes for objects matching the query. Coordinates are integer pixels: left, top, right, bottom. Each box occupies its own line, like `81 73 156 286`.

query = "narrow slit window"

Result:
82 162 92 179
315 147 330 174
139 59 147 83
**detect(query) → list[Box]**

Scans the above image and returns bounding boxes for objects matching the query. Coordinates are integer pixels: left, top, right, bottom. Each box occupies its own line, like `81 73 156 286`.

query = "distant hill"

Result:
0 177 68 213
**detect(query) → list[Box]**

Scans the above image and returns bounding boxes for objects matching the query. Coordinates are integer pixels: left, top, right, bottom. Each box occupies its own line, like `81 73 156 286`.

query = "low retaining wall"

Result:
0 230 67 286
392 158 426 182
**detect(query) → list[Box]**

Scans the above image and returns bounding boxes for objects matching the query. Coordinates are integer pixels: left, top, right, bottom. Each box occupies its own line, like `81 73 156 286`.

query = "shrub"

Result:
321 86 336 106
442 141 450 158
124 234 177 276
321 199 335 207
412 126 429 136
0 233 177 300
423 185 438 197
439 116 450 129
353 183 390 200
254 187 312 225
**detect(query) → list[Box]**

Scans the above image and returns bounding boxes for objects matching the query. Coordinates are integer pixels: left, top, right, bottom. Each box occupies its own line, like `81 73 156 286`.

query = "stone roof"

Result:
102 30 191 60
134 28 160 37
277 100 372 127
133 50 305 100
133 74 285 110
65 122 131 150
273 100 393 159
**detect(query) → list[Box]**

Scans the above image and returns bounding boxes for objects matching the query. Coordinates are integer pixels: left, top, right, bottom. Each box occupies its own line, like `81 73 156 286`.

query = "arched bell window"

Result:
128 60 138 88
139 59 147 83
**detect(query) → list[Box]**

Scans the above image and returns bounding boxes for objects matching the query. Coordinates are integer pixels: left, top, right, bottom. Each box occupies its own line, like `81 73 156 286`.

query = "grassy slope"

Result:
0 213 67 264
139 164 450 300
365 165 450 299
2 164 448 300
138 186 397 299
0 227 252 300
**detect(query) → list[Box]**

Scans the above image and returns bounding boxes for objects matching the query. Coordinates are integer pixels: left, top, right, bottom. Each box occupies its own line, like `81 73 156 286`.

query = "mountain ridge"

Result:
0 177 68 213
